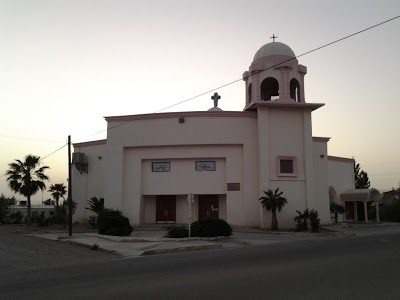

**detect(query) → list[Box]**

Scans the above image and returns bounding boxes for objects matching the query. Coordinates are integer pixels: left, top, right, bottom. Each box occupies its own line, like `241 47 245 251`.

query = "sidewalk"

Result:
27 225 341 258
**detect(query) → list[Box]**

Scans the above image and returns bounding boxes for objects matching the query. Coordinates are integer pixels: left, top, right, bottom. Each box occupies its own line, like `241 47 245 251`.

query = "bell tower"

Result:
243 40 307 110
244 39 326 228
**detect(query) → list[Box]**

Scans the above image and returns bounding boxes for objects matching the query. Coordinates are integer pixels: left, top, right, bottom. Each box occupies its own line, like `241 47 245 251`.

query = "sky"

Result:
1 0 399 204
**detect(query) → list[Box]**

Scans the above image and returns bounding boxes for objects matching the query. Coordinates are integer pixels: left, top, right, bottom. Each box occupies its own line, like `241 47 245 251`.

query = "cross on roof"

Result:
211 92 221 107
270 34 278 42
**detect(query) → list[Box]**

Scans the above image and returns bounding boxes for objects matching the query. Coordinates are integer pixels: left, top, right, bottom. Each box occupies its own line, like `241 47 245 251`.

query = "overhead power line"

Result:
40 143 68 161
73 15 399 144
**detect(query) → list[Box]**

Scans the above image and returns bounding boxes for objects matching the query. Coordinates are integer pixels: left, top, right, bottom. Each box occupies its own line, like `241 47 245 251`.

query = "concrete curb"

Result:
85 233 233 243
62 239 121 256
141 244 223 256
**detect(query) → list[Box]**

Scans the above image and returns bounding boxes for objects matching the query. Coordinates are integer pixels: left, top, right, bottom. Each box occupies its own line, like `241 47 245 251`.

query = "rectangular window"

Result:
280 159 293 174
277 156 297 177
196 161 216 171
152 162 170 172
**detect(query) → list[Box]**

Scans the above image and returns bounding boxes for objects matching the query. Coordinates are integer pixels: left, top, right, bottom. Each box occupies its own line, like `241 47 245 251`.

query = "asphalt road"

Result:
2 229 400 299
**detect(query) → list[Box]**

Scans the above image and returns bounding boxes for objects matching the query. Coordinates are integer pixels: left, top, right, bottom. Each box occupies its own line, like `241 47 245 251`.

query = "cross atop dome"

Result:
270 34 278 42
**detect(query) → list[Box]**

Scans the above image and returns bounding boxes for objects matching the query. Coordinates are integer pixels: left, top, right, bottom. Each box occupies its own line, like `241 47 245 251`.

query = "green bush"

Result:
97 209 133 236
294 209 310 232
8 211 24 224
191 218 232 237
294 209 320 232
382 200 400 222
88 215 97 228
309 209 320 232
37 215 54 227
166 226 189 238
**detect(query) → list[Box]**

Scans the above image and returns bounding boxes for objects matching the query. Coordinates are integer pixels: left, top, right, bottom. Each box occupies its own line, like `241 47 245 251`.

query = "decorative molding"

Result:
312 136 331 142
73 139 106 148
276 156 298 177
105 111 257 122
328 156 355 163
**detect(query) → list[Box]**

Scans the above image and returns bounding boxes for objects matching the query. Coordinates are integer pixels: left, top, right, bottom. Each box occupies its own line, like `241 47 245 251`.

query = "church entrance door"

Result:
156 195 176 223
198 195 219 220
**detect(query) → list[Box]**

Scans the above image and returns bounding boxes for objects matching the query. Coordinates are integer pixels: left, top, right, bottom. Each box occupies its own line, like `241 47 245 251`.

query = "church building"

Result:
72 41 355 228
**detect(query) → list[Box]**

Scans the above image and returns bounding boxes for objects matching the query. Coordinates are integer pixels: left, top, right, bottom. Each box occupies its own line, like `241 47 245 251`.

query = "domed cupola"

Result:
243 38 308 110
253 42 296 61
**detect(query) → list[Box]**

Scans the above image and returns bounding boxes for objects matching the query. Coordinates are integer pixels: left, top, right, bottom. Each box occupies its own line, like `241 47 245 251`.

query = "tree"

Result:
6 155 50 225
48 183 66 207
259 188 287 231
330 202 345 223
43 198 55 205
354 161 370 189
0 194 17 224
85 197 105 227
85 197 105 214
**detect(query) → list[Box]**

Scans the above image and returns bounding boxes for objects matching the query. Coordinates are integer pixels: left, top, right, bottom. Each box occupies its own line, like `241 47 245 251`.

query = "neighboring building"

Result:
72 41 355 228
381 189 400 204
9 205 55 220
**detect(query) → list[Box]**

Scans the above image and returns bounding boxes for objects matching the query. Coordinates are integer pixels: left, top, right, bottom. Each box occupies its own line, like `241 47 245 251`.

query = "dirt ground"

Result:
0 224 118 279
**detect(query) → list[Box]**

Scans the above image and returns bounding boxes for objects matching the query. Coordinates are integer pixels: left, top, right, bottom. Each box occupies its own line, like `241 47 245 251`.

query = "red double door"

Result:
198 195 219 220
156 195 176 223
156 194 219 223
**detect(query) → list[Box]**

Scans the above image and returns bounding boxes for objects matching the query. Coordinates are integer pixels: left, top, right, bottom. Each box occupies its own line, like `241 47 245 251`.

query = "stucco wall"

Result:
103 113 259 227
72 142 105 222
328 157 355 198
312 141 330 224
258 107 311 229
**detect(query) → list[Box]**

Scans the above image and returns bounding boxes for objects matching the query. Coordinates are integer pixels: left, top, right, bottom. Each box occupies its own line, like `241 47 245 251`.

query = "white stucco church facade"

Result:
72 41 355 228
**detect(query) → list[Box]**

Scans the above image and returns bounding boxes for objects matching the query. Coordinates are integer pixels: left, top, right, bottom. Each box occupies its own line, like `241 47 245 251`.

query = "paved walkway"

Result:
26 223 400 258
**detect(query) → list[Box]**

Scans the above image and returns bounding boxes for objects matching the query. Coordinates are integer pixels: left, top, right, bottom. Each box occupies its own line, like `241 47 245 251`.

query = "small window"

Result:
277 156 297 177
196 161 216 171
280 160 293 173
152 162 170 172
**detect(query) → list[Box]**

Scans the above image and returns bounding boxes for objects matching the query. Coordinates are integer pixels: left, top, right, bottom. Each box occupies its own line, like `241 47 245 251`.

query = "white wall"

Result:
312 141 330 224
103 113 259 226
72 142 105 222
328 158 355 198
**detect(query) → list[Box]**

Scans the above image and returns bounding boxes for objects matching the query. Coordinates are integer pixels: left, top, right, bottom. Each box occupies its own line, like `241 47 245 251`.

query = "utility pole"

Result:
68 135 72 236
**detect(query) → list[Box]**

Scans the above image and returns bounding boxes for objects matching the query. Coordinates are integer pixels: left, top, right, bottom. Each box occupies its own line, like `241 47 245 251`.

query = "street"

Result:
1 229 400 299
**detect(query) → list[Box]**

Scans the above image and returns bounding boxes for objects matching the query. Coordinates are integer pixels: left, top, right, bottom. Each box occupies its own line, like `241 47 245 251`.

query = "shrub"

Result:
8 211 24 224
382 200 400 222
166 226 189 238
190 218 232 237
88 215 97 228
309 209 320 232
294 209 320 232
294 209 310 232
97 209 133 236
86 197 105 228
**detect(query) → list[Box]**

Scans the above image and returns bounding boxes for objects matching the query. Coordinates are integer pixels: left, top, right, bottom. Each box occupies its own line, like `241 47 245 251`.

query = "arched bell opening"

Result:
260 77 279 101
248 83 252 103
290 78 301 102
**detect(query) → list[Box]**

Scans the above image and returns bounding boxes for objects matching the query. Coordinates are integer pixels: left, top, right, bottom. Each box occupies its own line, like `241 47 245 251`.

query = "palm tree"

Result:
330 202 345 223
259 188 287 231
6 155 50 225
48 183 66 207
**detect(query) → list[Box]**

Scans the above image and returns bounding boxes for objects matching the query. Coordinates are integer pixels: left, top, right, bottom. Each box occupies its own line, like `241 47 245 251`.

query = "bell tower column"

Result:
253 72 260 102
279 67 290 100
